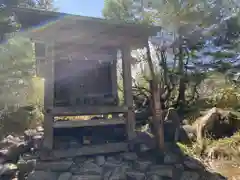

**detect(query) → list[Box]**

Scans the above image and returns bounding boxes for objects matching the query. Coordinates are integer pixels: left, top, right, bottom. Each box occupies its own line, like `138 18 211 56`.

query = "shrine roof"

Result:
13 7 161 49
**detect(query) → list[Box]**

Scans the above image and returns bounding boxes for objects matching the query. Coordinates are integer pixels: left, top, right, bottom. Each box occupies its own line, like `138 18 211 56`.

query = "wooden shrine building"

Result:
13 7 161 159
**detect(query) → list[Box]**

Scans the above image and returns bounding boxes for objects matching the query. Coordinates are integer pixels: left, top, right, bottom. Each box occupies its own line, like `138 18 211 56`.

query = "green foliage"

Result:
208 86 240 109
0 0 55 41
0 37 34 108
0 105 43 135
0 37 44 135
0 1 54 136
102 0 135 22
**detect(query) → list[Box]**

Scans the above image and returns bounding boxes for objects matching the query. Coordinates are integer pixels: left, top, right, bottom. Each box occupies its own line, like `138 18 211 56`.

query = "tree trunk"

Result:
146 42 164 151
177 45 186 119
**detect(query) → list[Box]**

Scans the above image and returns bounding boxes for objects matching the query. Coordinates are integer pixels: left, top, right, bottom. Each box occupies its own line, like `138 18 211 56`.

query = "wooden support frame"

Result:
121 46 136 140
36 42 138 158
42 42 55 150
149 80 164 151
39 43 135 155
19 7 161 158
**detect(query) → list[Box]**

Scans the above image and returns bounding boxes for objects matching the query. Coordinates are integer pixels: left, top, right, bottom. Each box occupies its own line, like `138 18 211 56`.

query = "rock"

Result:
3 135 21 144
71 175 101 180
24 129 37 141
183 158 203 170
146 174 163 180
133 160 152 171
175 164 184 171
179 125 196 143
0 149 8 163
17 159 36 177
139 143 152 152
180 171 200 180
58 172 72 180
1 142 30 164
102 169 112 180
103 162 130 180
35 160 73 172
121 152 138 161
75 161 102 175
131 131 156 151
10 143 31 163
207 173 226 180
74 157 88 165
32 135 43 150
22 154 38 161
36 126 44 132
0 163 18 177
69 163 80 174
104 157 122 168
147 165 173 178
191 107 236 143
106 156 121 163
126 170 145 180
164 152 179 164
182 119 190 125
95 156 105 166
107 166 127 180
27 171 58 180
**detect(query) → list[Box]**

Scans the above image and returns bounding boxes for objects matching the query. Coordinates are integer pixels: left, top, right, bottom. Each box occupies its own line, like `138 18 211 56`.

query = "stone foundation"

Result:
0 127 226 180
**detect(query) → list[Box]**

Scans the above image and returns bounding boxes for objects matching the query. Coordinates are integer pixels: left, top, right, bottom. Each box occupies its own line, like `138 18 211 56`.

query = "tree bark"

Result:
146 42 164 151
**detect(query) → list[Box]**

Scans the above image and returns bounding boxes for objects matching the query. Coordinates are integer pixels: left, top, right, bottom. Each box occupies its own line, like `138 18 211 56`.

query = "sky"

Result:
54 0 104 17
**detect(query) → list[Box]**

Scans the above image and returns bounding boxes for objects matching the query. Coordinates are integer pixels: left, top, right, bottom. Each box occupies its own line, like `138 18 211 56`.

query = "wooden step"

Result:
53 118 125 128
40 142 129 160
49 106 128 116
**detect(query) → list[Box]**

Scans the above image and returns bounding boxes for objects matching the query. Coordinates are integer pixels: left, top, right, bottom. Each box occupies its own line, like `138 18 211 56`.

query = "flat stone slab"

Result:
27 171 58 180
71 175 102 180
147 165 174 178
180 171 200 180
35 160 73 172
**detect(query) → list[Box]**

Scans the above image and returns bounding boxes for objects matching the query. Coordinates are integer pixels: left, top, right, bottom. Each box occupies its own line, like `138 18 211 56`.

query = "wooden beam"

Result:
53 118 125 128
43 42 55 150
50 106 128 116
40 142 128 160
121 46 135 140
54 44 116 59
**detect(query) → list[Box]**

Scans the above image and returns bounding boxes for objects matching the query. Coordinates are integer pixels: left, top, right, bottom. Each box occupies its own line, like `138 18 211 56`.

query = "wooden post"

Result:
111 50 119 118
42 42 55 150
145 38 164 151
121 46 135 140
110 50 119 106
149 80 164 150
150 80 164 150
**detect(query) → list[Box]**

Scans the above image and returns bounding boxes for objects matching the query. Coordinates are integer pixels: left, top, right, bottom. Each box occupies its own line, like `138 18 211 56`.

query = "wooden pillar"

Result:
149 80 164 150
121 46 135 140
42 42 55 150
110 50 119 106
110 50 119 118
